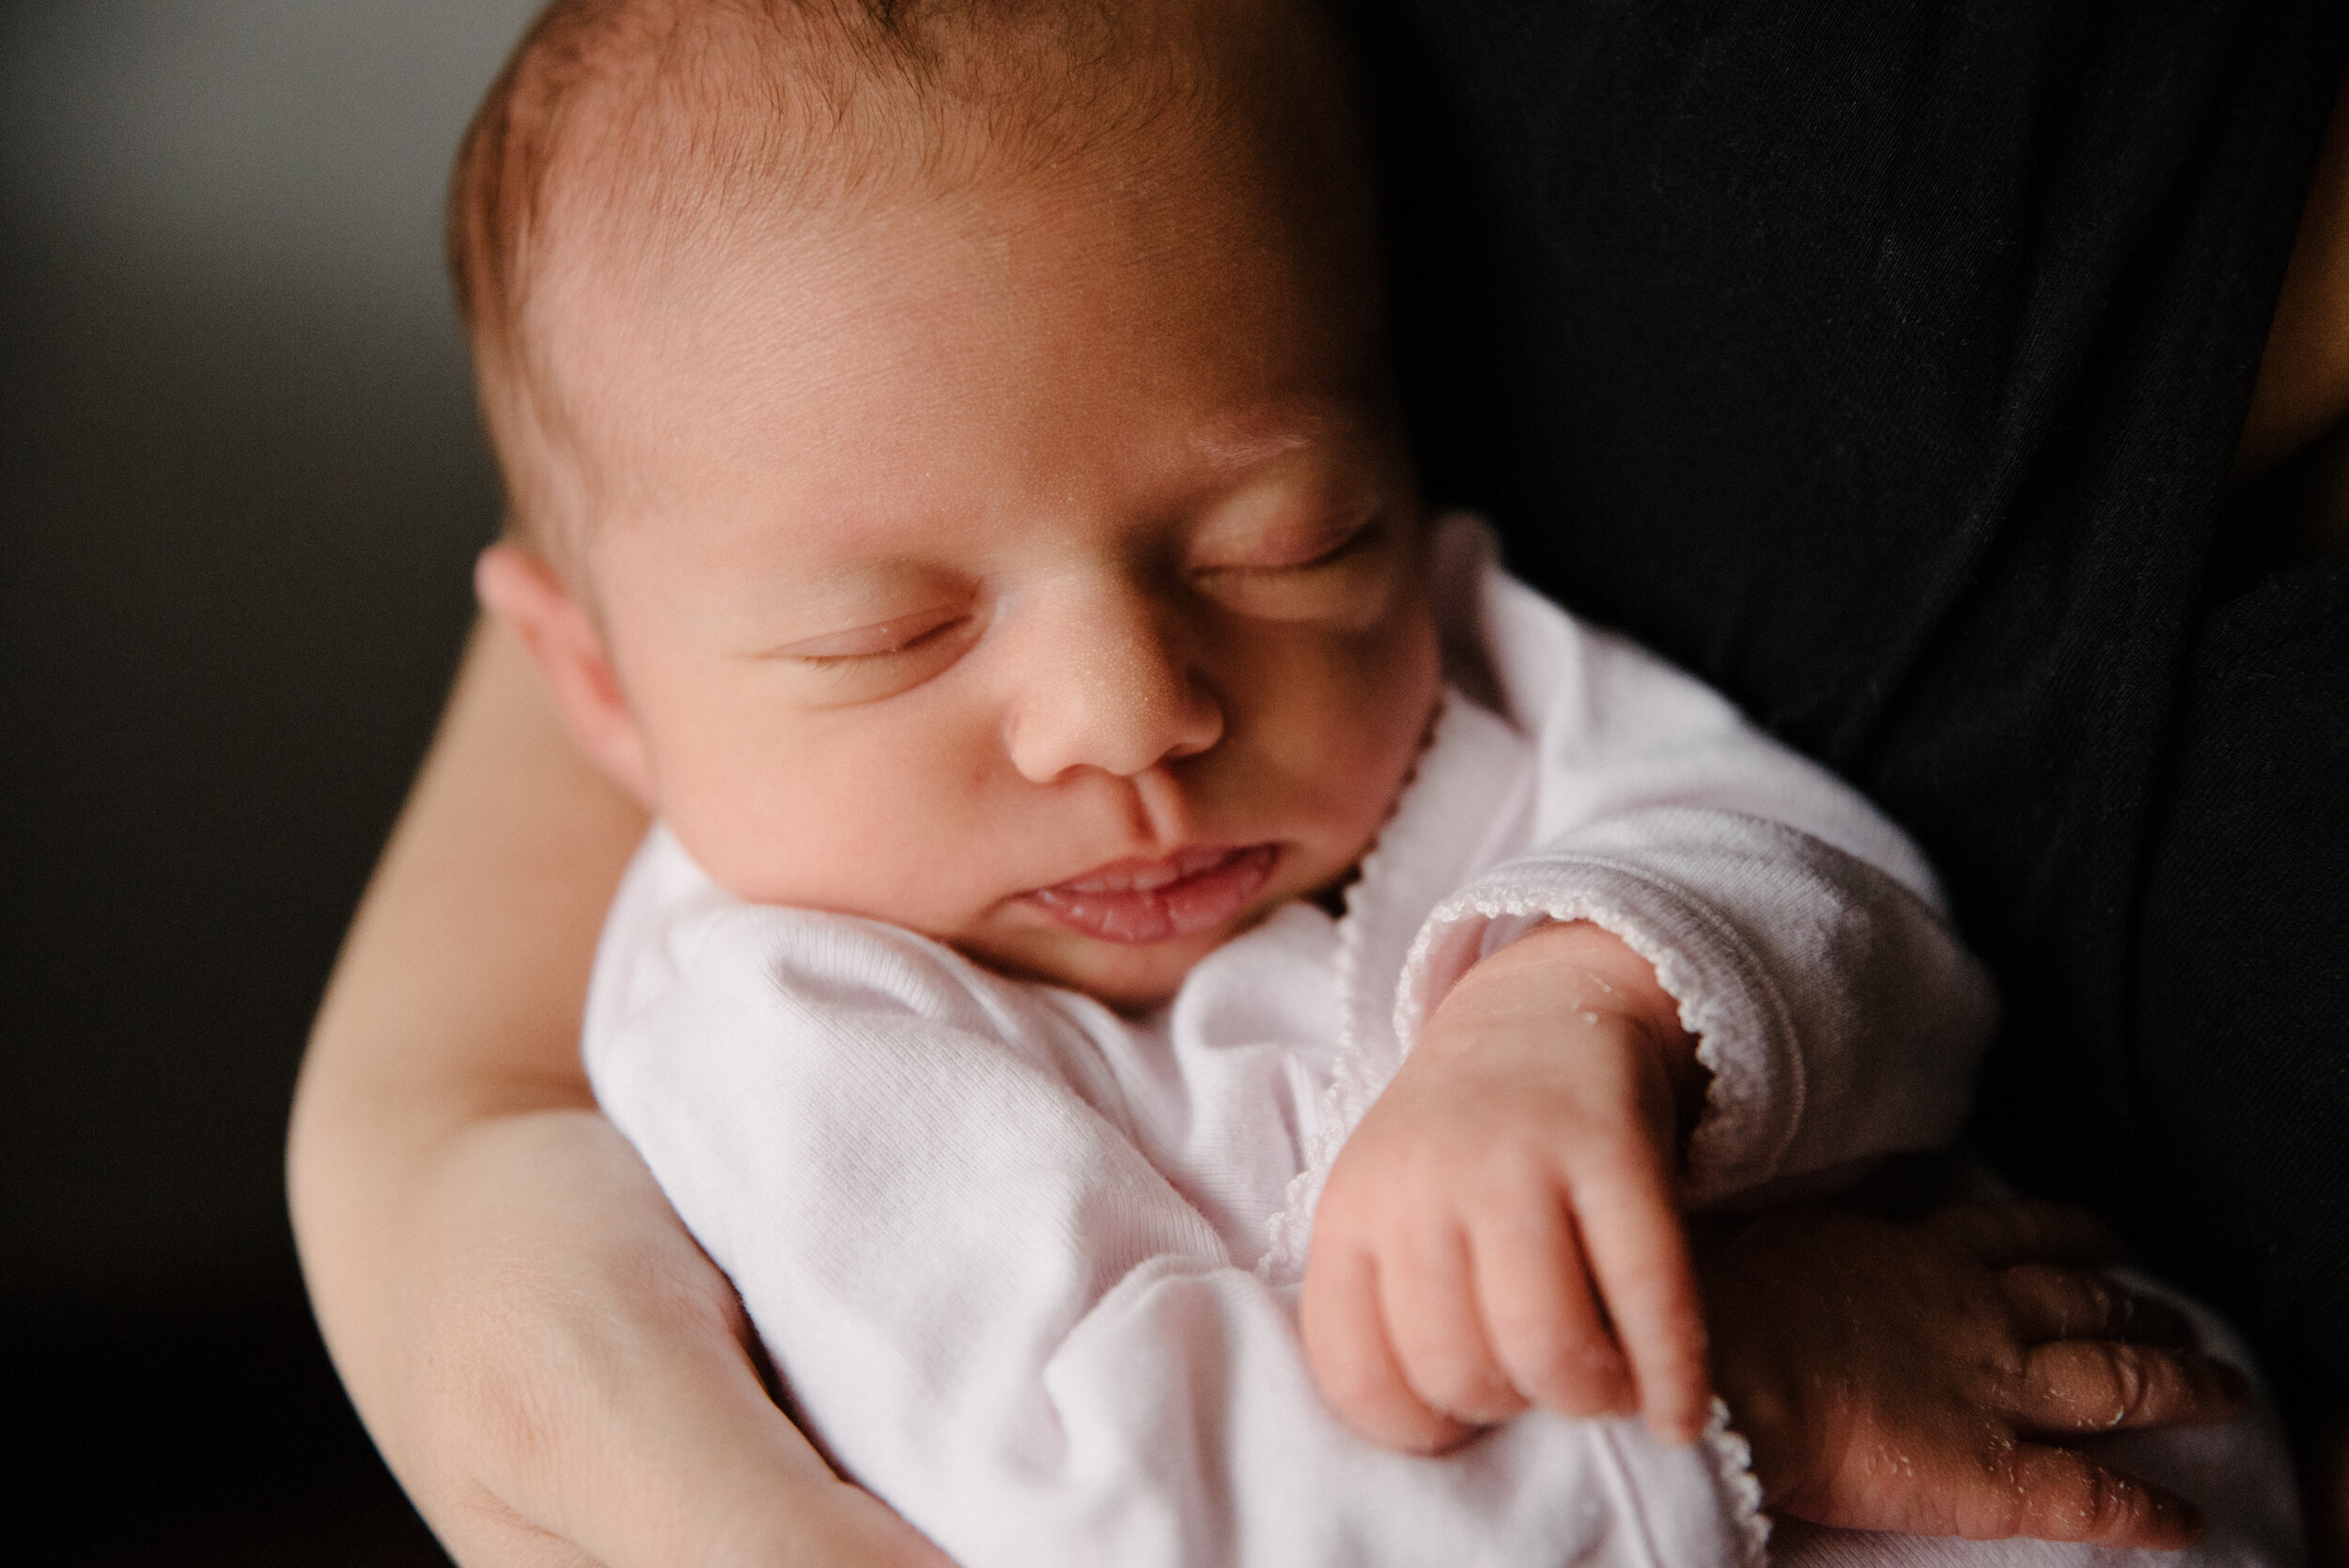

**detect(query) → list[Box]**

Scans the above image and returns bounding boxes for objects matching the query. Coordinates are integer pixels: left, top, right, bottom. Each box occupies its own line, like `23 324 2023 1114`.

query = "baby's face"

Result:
553 138 1439 1008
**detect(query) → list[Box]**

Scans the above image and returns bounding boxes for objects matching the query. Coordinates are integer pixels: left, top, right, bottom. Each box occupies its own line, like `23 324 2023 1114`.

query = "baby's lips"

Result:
1052 843 1246 895
1027 845 1277 943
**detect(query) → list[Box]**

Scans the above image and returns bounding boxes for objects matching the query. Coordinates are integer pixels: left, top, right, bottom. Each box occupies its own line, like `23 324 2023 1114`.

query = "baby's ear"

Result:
474 542 657 808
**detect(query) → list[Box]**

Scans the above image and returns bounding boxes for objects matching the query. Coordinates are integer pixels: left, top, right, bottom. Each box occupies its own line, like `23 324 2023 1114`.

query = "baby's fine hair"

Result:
449 0 1361 560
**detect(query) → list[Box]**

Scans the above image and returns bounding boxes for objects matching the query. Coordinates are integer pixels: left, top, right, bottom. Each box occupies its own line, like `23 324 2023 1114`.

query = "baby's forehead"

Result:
525 3 1233 266
459 0 1377 571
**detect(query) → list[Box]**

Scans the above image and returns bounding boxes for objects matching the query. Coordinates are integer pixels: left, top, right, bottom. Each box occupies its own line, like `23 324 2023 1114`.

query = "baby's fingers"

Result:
1299 1246 1478 1453
1572 1150 1709 1443
1380 1219 1528 1425
1470 1200 1632 1421
2014 1339 2249 1435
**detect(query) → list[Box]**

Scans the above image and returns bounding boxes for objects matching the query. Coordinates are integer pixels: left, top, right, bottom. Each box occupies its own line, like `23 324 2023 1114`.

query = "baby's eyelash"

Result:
791 615 970 669
1202 514 1384 578
1294 518 1380 567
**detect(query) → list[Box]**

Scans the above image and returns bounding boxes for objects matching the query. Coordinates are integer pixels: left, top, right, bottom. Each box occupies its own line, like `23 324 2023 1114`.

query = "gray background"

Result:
4 2 539 1557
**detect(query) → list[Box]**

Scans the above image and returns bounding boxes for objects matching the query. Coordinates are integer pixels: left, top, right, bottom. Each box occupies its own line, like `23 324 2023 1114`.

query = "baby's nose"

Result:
1003 582 1222 784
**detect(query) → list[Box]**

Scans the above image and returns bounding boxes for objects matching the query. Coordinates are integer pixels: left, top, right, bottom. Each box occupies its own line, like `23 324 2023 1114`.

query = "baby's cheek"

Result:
1326 614 1441 793
1216 626 1433 883
650 751 888 911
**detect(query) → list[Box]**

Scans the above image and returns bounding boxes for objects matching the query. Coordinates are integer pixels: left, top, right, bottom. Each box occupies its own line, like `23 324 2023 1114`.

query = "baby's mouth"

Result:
1024 845 1278 944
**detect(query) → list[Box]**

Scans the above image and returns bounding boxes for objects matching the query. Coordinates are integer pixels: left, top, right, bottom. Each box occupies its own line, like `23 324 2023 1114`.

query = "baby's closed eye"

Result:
754 606 981 702
1188 507 1406 625
766 607 975 664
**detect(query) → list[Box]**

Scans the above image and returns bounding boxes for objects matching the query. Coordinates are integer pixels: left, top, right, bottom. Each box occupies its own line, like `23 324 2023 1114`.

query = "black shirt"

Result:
1358 0 2349 1393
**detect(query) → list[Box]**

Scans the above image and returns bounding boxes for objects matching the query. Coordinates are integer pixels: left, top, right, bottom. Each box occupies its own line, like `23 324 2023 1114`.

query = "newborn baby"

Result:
457 1 2294 1562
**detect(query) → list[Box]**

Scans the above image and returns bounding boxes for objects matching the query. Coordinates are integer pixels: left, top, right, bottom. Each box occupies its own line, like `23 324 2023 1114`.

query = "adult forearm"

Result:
301 1093 885 1567
288 620 942 1568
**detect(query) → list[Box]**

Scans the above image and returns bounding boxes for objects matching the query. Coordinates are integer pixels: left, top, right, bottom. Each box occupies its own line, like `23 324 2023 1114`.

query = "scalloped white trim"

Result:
1258 694 1465 1284
1392 862 1802 1206
1703 1396 1773 1565
1261 793 1824 1276
1257 834 1399 1283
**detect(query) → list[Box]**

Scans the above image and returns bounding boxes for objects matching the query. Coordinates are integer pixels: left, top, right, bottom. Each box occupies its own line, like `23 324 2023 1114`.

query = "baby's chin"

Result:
951 923 1234 1015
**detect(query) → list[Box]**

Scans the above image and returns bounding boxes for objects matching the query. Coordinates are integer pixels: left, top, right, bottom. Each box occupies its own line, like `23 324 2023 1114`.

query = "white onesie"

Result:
583 541 2295 1566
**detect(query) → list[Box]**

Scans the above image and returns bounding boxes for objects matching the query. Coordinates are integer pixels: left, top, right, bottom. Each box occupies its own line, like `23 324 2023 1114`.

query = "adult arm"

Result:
286 619 947 1568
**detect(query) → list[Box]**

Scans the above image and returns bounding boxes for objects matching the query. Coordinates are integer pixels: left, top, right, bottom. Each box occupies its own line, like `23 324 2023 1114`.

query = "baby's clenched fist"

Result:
1299 921 1712 1452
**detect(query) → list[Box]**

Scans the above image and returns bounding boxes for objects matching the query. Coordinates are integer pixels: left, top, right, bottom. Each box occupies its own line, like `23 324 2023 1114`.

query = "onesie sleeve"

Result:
588 898 1767 1568
1399 564 1997 1207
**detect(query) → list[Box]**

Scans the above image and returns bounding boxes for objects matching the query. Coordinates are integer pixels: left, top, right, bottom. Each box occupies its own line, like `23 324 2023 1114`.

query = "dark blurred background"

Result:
3 3 541 1559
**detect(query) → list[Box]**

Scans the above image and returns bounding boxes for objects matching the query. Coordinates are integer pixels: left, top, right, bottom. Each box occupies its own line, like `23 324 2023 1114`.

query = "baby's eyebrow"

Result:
1188 402 1343 472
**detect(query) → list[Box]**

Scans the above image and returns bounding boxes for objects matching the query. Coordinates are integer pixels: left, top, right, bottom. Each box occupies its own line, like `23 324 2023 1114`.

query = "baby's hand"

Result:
1705 1201 2249 1547
1300 922 1712 1452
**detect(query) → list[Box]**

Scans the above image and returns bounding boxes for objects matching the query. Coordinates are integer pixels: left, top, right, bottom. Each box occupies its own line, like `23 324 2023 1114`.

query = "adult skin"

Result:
289 49 2349 1568
289 619 949 1568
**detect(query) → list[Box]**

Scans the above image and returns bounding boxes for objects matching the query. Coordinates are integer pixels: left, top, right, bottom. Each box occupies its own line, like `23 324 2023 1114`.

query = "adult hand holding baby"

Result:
318 1110 941 1568
1705 1201 2249 1549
